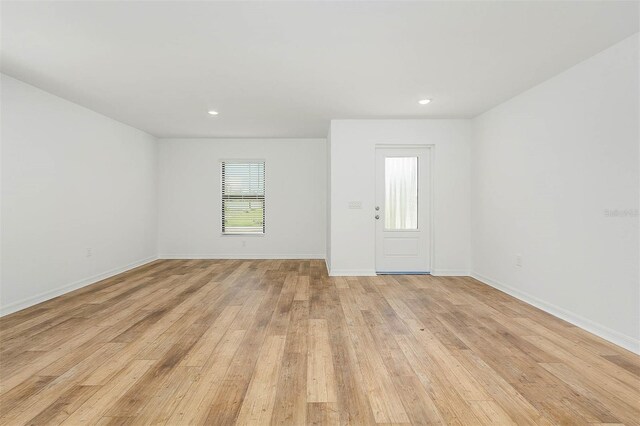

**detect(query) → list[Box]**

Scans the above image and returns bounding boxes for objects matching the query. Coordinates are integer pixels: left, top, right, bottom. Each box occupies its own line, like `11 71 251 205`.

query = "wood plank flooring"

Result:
1 259 639 425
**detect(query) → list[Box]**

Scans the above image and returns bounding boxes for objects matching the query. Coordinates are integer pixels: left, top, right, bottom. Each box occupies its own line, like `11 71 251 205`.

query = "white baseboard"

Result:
432 269 470 276
158 254 325 260
471 272 640 355
328 269 377 277
0 256 158 317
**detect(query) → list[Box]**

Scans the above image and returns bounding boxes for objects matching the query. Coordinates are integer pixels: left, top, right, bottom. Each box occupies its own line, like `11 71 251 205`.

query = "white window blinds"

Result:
221 161 265 234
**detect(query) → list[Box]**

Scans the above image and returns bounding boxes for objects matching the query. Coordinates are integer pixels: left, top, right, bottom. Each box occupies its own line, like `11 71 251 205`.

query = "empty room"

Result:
1 0 639 424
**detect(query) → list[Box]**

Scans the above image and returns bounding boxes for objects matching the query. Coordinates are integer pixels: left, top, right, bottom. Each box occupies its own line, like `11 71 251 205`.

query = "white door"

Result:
375 147 431 273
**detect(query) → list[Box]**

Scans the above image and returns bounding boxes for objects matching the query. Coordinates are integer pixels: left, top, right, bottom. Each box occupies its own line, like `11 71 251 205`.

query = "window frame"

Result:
220 159 266 236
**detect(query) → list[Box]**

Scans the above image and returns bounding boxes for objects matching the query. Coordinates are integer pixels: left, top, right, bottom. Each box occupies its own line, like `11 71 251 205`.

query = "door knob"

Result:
375 215 380 220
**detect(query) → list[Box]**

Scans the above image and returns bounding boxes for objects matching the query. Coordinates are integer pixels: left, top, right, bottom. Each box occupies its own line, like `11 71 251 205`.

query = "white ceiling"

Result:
2 1 638 138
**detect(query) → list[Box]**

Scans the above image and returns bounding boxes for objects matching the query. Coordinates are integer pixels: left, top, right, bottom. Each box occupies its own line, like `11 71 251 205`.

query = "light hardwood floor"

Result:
0 259 638 425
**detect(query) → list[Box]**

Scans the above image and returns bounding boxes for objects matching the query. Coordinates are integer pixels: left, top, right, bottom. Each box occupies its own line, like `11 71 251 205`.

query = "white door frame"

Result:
374 144 435 274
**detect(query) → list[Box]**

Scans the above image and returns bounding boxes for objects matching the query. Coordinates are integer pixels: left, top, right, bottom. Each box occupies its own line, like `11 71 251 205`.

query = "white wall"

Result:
328 120 471 276
471 34 639 352
326 124 332 271
157 138 326 259
1 74 158 315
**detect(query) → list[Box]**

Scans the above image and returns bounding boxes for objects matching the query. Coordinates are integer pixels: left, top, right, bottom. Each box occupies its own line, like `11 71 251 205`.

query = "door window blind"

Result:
221 161 265 234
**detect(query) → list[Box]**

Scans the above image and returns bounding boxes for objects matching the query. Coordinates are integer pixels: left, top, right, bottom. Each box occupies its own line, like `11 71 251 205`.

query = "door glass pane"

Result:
385 157 418 230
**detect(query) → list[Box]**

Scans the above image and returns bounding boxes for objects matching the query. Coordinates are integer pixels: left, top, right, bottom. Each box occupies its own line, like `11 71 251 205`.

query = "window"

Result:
385 157 418 230
221 161 265 234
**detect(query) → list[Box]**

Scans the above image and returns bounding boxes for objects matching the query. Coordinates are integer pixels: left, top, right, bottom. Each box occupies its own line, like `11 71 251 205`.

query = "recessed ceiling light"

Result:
418 99 431 105
208 110 219 115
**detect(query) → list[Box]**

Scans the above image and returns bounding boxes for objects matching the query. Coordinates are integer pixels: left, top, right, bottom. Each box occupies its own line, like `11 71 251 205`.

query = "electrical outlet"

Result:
242 240 246 248
86 247 93 258
515 254 522 267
